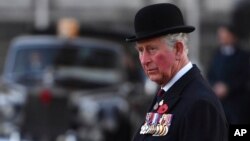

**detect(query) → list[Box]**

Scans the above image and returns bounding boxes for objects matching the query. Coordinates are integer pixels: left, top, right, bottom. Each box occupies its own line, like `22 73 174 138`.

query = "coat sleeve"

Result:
179 99 228 141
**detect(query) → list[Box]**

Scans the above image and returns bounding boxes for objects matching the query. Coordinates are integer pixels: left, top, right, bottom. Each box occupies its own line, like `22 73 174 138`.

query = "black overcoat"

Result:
207 47 250 124
133 65 228 141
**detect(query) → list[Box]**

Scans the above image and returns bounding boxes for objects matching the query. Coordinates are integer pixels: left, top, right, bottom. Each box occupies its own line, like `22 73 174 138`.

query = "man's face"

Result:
217 27 236 46
136 37 177 85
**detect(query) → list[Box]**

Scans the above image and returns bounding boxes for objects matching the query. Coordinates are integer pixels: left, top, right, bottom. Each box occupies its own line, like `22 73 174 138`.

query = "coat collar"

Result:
148 65 201 112
162 65 201 112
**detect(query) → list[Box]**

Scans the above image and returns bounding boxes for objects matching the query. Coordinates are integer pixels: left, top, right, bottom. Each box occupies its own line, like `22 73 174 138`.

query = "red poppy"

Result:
157 104 168 114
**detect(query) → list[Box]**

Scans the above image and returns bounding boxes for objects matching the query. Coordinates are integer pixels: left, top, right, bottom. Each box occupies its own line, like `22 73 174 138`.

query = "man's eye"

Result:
149 47 157 52
137 48 143 53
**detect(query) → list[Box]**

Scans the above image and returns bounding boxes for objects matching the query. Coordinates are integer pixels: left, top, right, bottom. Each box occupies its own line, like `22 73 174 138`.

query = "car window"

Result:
13 46 59 75
13 44 119 74
11 44 123 87
54 45 119 69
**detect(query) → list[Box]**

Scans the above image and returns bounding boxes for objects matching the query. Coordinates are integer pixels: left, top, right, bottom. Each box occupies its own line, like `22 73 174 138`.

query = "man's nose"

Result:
140 52 151 65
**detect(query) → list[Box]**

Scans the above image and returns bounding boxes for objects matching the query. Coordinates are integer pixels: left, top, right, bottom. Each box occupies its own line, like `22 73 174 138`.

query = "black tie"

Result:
152 89 165 112
157 89 165 97
156 89 165 103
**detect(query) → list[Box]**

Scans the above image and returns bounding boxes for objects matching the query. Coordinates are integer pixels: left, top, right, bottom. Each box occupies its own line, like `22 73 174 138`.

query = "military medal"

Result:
140 123 147 134
142 124 169 136
159 114 173 127
152 125 168 136
140 113 173 136
152 113 161 125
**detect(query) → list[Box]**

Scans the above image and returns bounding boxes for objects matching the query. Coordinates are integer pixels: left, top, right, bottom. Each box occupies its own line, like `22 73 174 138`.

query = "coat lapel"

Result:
163 65 201 112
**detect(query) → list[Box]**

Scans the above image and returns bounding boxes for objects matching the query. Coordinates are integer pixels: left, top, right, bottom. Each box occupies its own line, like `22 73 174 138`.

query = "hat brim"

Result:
126 26 195 42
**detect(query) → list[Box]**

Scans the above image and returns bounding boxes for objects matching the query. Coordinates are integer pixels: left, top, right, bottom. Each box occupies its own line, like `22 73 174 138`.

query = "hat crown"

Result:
126 3 195 42
135 3 184 35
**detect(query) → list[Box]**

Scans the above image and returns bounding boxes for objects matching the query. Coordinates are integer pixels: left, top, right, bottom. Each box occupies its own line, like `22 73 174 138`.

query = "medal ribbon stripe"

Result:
140 113 173 136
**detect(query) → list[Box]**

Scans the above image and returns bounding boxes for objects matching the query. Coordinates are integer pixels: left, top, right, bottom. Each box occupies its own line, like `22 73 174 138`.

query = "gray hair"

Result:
161 33 189 53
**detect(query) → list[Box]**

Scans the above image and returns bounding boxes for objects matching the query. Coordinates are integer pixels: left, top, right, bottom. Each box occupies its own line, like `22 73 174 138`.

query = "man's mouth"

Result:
147 68 158 74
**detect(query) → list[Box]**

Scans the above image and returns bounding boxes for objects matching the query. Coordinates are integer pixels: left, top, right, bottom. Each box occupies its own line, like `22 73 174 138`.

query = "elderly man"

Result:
126 3 228 141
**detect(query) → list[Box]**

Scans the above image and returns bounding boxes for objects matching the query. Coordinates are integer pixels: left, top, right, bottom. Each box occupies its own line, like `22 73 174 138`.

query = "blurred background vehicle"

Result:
0 35 147 141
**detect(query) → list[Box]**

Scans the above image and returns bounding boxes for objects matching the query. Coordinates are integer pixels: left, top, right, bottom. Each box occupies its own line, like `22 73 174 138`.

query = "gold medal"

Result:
162 125 168 136
159 125 164 136
141 113 173 136
158 125 163 135
155 125 160 135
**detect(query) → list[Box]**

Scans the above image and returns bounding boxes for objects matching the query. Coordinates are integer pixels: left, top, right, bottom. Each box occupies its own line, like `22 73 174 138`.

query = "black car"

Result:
0 35 145 141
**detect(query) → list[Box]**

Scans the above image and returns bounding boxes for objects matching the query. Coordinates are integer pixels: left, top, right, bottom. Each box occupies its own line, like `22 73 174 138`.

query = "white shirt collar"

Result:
162 62 193 92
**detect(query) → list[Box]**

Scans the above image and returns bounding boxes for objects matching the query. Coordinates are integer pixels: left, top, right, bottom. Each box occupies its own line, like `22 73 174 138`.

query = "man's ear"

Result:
174 41 184 60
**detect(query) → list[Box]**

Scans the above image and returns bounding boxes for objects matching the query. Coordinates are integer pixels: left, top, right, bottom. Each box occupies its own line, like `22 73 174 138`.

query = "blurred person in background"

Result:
126 3 228 141
28 51 44 73
57 17 80 39
207 24 250 124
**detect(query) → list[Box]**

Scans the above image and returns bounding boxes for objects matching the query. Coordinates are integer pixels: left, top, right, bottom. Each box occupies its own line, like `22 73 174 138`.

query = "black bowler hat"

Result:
126 3 195 42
